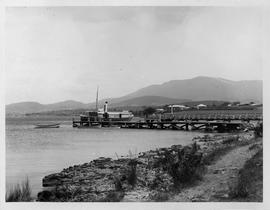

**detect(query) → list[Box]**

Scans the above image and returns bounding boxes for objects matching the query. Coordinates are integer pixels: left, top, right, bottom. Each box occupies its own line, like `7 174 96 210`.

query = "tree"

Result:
220 102 230 107
232 101 240 106
143 107 156 117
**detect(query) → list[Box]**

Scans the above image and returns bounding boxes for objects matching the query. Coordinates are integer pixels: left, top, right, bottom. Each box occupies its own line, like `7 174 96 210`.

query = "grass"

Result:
229 148 263 201
254 122 263 138
6 177 32 202
159 135 255 191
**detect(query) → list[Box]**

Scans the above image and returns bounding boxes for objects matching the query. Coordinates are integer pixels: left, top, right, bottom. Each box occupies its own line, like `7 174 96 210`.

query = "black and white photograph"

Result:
1 1 268 209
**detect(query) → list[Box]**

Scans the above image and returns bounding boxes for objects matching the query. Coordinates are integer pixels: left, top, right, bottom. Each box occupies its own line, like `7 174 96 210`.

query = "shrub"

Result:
143 107 156 117
248 143 260 151
175 143 203 184
254 122 263 137
127 159 137 187
229 180 248 198
222 136 239 145
54 185 72 201
229 149 263 200
37 190 55 202
161 142 203 187
113 176 123 191
6 178 32 202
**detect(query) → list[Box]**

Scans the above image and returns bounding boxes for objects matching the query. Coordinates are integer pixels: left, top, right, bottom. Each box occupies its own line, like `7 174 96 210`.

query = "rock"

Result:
37 190 55 201
43 174 63 187
213 168 226 174
229 167 238 170
191 197 208 202
213 170 219 174
214 193 229 199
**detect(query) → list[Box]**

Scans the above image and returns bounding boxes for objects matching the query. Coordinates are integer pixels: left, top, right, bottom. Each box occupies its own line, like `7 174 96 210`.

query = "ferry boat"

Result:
74 88 134 127
79 101 134 122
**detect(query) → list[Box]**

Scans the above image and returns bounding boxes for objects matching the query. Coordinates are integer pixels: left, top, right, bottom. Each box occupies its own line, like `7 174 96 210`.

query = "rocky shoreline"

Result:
37 132 255 202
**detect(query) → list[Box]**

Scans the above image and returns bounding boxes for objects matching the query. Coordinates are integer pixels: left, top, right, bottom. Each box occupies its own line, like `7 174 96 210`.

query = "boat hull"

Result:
34 123 60 129
35 125 60 129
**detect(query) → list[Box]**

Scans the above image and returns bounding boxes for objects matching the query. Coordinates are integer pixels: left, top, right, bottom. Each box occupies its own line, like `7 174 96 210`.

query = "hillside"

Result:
6 100 88 114
5 102 45 114
6 76 262 114
121 76 262 103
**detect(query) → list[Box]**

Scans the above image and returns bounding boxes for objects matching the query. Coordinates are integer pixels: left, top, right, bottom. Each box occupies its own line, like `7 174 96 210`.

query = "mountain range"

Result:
6 76 262 114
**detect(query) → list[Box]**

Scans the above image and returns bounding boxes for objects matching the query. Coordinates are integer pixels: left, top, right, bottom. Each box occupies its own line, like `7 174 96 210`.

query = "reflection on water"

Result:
6 117 201 197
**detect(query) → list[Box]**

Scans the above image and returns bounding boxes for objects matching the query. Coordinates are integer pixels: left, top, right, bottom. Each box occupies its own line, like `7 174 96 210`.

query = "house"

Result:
196 104 207 109
168 104 189 113
239 103 250 107
156 108 165 113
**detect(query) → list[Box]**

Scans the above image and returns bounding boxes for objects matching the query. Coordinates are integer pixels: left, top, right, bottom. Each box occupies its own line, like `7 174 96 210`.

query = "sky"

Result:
5 6 262 104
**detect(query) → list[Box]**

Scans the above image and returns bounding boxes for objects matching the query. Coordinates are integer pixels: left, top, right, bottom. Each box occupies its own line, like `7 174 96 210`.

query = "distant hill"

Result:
121 76 262 103
182 100 229 107
6 102 45 114
88 77 262 107
45 100 87 110
6 97 189 114
109 96 190 107
6 100 88 114
6 76 262 114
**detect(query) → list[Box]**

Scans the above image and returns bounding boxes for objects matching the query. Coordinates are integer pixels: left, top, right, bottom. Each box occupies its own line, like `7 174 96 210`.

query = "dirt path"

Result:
170 143 260 202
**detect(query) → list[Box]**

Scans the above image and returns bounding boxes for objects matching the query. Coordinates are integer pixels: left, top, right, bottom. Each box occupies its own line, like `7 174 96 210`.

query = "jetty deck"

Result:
73 120 243 131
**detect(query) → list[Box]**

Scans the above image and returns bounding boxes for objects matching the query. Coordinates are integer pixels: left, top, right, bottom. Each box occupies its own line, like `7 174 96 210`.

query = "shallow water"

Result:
6 116 202 197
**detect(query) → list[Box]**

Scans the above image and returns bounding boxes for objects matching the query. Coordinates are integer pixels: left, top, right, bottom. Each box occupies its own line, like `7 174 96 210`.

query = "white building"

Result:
196 104 207 109
168 104 189 114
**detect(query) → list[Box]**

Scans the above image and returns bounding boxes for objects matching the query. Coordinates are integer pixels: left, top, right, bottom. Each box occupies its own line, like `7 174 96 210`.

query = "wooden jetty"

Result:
72 109 262 132
73 118 262 132
72 120 243 131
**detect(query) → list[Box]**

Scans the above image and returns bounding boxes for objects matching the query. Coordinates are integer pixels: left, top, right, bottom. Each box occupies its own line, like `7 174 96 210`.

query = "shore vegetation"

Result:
6 178 32 202
229 148 263 201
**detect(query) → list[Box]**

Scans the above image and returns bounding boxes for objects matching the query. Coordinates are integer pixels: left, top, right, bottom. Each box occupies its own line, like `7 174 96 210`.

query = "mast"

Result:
96 86 99 111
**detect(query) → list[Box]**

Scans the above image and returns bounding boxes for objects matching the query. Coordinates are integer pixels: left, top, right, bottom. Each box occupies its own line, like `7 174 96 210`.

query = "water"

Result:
6 116 201 197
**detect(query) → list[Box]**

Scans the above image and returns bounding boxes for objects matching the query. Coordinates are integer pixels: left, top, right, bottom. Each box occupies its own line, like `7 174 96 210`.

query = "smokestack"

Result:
104 101 108 113
95 86 99 111
170 105 174 114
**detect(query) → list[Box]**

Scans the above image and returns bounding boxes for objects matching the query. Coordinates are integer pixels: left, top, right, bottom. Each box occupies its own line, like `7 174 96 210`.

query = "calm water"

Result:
6 116 202 197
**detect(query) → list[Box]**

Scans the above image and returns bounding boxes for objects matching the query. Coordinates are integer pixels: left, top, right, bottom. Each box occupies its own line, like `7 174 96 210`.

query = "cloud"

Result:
5 7 262 104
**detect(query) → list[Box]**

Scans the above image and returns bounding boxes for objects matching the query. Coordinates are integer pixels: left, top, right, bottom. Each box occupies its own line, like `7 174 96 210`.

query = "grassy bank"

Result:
6 178 32 202
229 147 263 201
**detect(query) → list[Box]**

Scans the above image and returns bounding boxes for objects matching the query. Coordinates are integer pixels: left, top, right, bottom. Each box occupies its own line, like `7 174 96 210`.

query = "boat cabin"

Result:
79 102 133 122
